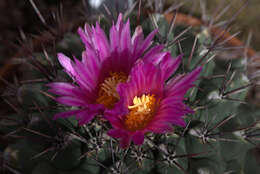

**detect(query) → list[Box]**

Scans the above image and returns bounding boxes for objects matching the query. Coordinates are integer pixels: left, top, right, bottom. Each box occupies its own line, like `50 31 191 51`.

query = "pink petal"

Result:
104 101 128 129
166 67 202 97
108 129 132 149
77 27 89 47
132 26 144 58
132 131 144 145
77 109 98 125
109 25 119 52
47 82 75 96
154 107 188 127
57 53 75 77
137 29 158 56
73 58 97 91
94 22 110 59
120 135 131 149
160 54 182 80
118 61 163 106
47 82 96 104
56 96 86 107
81 48 98 65
108 129 128 139
120 19 131 51
160 117 186 127
116 13 123 30
142 45 165 63
145 121 173 133
132 26 143 43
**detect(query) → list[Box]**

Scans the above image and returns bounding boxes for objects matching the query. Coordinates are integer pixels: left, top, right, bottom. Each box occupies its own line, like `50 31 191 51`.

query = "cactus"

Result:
1 1 260 174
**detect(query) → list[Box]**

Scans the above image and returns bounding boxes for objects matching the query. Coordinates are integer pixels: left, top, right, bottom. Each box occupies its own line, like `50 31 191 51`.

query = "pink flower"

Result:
47 14 161 125
105 59 202 148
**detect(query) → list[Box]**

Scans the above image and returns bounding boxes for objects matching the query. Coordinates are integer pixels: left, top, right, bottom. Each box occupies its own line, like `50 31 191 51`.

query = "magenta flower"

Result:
105 59 202 148
47 14 161 125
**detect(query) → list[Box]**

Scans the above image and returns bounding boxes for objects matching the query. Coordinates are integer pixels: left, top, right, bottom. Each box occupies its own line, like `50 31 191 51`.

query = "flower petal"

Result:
108 129 131 149
55 96 86 107
132 26 144 58
120 135 131 149
73 58 97 91
77 27 90 48
132 131 144 145
137 29 158 56
145 122 173 133
57 53 76 78
47 82 76 96
104 100 128 129
77 109 98 125
138 61 163 95
120 19 131 52
116 13 123 30
142 45 165 63
109 25 120 52
165 67 202 97
108 129 128 139
132 26 143 44
93 22 110 59
160 54 182 80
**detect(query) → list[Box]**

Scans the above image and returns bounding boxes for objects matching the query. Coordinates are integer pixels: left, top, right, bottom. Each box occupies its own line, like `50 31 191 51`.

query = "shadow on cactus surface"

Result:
1 0 260 174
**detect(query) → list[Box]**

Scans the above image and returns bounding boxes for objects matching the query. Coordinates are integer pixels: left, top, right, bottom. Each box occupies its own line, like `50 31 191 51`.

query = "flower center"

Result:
96 72 127 109
124 94 157 131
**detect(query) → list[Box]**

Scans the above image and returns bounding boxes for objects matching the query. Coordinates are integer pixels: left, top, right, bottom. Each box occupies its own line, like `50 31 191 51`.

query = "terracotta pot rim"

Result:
164 12 256 58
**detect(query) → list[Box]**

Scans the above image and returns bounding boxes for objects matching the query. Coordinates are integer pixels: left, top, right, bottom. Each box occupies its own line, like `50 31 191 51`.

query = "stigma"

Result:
124 94 157 131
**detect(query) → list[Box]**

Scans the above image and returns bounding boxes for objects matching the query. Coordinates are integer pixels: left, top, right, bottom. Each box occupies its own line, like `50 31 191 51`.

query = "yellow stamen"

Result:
96 72 127 108
124 94 157 131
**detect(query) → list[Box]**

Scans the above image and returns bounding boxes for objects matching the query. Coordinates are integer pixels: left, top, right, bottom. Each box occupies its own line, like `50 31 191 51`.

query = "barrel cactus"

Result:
1 1 260 174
